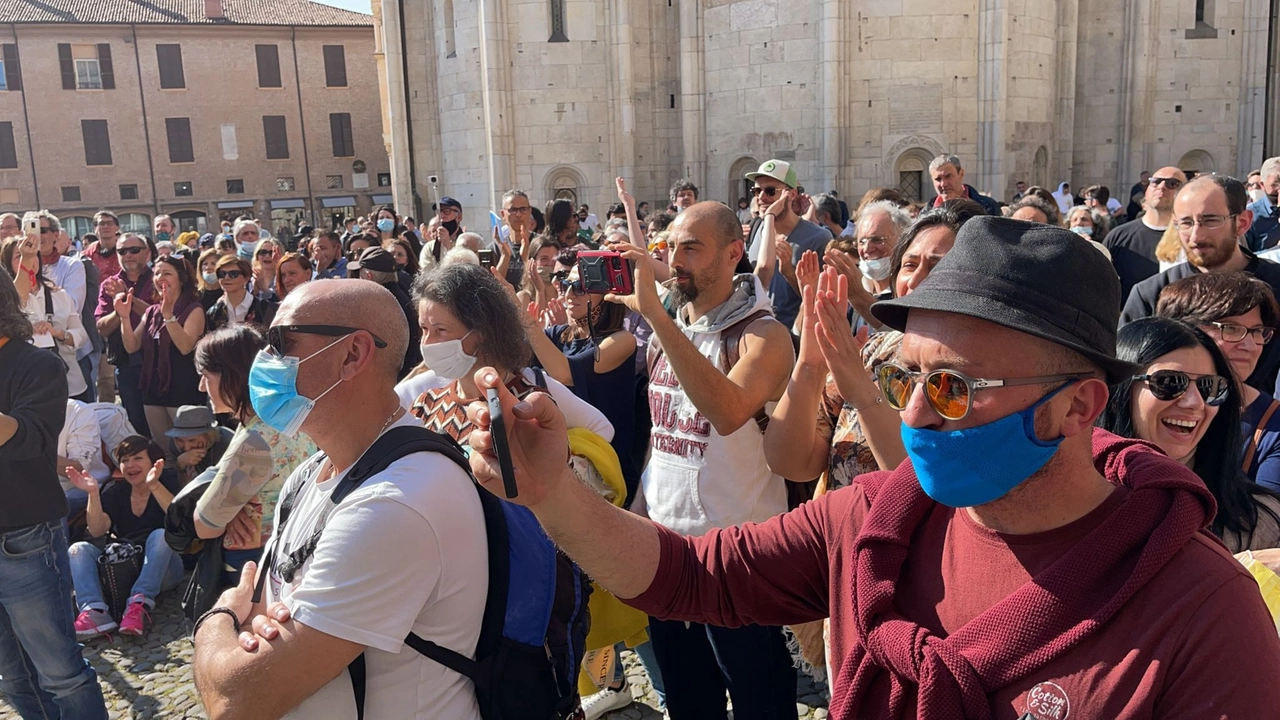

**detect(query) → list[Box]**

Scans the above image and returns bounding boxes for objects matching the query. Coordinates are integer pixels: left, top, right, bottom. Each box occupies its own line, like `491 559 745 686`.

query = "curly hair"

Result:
412 262 532 374
0 266 32 342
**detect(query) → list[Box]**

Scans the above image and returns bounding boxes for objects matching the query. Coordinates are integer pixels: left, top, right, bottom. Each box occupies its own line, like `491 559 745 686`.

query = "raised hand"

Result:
604 244 661 318
159 280 177 316
66 465 99 494
616 177 636 208
113 290 134 318
103 276 125 298
814 270 874 404
796 283 825 370
795 249 820 295
466 367 574 508
774 237 796 274
766 189 793 219
143 458 166 490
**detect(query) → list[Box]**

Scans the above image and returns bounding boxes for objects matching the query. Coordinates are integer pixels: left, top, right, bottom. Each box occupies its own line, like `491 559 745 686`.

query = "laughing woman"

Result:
1098 317 1280 552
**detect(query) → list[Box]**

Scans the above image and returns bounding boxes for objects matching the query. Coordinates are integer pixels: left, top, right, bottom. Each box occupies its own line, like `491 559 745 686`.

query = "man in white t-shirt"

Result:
192 280 487 720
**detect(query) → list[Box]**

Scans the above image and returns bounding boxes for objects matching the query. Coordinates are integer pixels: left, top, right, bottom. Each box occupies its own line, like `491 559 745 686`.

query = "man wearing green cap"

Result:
744 159 832 331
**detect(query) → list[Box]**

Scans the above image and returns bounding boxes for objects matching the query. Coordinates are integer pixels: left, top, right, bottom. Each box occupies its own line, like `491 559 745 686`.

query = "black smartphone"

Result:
486 387 519 499
478 249 496 268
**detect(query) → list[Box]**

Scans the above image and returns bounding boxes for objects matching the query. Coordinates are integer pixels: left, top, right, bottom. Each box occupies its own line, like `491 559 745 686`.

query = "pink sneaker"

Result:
118 595 150 636
74 608 117 639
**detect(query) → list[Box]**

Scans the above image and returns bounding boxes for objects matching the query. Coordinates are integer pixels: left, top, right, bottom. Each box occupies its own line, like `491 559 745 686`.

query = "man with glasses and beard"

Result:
94 233 156 435
1121 175 1280 391
463 216 1280 720
597 201 798 719
1105 166 1186 300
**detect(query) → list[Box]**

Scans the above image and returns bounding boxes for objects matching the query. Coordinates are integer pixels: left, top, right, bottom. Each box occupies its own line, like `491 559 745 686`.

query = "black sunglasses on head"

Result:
267 324 388 358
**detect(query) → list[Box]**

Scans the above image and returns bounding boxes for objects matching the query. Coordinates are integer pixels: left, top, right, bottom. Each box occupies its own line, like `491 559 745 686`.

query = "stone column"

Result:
379 0 414 213
819 0 846 194
478 0 516 209
606 0 637 189
975 0 1008 197
1236 0 1271 174
677 0 706 190
1053 0 1079 190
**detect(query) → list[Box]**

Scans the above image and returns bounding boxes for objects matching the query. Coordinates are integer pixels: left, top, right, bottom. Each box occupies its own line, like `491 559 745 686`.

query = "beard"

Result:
666 271 700 307
1186 235 1239 269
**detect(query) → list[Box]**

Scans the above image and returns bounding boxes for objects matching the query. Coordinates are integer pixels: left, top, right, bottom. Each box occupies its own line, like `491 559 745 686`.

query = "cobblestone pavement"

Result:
0 591 830 720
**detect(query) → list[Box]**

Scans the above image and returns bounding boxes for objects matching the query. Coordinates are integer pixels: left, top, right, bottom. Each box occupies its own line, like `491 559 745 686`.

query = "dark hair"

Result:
115 435 164 465
555 246 579 268
317 231 342 249
92 210 118 226
647 211 676 235
1156 271 1280 329
0 266 32 343
385 237 420 276
0 237 52 291
813 193 843 226
531 206 546 235
344 233 375 255
889 199 985 296
1097 317 1279 539
412 262 532 373
1010 195 1061 225
154 255 198 301
195 325 265 421
214 253 252 278
607 202 625 217
376 205 397 219
669 179 699 201
1083 185 1111 204
1021 186 1059 207
546 199 577 241
1184 174 1249 216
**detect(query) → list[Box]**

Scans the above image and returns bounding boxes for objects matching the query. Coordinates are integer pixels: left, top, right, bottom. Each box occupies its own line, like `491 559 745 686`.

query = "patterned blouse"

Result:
814 330 903 491
410 374 542 446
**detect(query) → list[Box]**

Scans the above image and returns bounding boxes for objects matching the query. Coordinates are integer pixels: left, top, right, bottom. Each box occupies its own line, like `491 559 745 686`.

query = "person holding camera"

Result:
66 436 184 639
0 269 108 718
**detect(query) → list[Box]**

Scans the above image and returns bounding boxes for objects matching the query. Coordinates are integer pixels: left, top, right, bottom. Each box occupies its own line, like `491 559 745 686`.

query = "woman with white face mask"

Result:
394 262 613 447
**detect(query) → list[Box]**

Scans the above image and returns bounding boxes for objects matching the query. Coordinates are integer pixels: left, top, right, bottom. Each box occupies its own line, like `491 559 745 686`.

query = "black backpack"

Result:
253 425 590 720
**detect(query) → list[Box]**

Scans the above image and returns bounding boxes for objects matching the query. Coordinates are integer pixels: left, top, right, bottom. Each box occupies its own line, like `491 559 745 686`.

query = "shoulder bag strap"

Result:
719 309 773 432
1243 398 1280 475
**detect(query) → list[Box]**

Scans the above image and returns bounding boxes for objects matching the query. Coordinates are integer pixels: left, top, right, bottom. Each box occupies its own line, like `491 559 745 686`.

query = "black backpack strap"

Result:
531 365 548 391
43 282 53 317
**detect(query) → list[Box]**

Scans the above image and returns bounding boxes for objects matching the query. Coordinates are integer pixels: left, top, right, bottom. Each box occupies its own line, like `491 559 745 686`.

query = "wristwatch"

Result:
164 316 178 324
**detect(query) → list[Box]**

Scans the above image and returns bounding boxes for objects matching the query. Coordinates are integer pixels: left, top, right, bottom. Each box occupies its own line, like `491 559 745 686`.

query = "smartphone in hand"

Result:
486 387 519 499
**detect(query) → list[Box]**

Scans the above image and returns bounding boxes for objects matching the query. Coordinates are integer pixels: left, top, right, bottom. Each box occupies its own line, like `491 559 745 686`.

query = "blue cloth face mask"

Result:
155 231 171 243
248 339 347 437
377 218 395 233
901 383 1073 508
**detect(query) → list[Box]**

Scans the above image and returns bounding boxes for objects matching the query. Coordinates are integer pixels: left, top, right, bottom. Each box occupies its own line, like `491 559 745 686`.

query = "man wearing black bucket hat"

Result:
460 216 1280 719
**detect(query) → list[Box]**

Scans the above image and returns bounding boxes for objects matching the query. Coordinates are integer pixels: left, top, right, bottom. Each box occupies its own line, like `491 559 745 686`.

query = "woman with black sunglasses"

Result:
205 255 278 333
1098 317 1280 552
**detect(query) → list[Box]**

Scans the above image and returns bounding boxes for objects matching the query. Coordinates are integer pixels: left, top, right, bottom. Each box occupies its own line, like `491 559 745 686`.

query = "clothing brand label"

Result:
1024 681 1070 720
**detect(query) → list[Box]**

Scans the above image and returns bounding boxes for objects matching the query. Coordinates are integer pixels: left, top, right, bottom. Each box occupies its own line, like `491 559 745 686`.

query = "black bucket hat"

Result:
871 216 1137 382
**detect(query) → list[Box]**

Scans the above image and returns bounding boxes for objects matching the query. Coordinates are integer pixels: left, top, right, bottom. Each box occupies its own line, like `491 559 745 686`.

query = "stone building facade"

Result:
0 0 389 241
378 0 1280 225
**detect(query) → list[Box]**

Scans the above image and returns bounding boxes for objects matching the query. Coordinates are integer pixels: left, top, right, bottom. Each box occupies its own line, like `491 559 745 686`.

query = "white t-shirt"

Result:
265 416 488 720
394 368 614 441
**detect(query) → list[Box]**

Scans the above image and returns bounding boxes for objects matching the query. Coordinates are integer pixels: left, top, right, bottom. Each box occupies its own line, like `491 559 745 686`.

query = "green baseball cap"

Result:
745 159 799 189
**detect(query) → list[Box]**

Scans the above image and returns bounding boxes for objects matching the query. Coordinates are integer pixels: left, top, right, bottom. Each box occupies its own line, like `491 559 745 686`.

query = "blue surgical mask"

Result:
156 231 171 243
900 383 1072 507
1070 226 1093 237
248 339 347 437
377 219 395 233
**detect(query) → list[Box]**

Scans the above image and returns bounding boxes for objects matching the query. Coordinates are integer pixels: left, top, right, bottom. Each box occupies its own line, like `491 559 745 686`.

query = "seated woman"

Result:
1098 317 1280 552
274 252 312 301
164 404 234 482
206 255 277 331
1156 271 1280 490
66 436 185 639
525 251 640 498
396 262 613 448
192 325 318 582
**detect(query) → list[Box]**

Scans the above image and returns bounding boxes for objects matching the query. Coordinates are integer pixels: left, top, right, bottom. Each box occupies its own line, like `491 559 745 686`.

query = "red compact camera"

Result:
576 251 634 295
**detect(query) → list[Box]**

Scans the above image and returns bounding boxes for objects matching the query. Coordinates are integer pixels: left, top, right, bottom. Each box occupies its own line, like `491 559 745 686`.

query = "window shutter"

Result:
322 45 347 87
97 44 115 89
156 44 185 89
263 116 289 159
58 43 74 89
165 118 193 163
329 113 353 157
0 122 17 169
255 45 282 88
82 119 112 165
2 44 21 91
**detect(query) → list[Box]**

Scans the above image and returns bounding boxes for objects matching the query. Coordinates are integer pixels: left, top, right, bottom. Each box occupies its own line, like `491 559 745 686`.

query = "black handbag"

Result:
182 539 224 622
97 542 144 620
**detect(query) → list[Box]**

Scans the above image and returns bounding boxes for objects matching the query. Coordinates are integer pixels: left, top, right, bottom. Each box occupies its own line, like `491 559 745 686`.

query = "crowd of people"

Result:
4 150 1280 720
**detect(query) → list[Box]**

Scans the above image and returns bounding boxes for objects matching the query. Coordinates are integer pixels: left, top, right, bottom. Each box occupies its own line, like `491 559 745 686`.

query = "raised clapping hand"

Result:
159 280 177 317
813 269 873 402
775 237 796 275
142 458 166 492
824 248 874 305
795 249 820 295
65 466 99 495
112 290 134 318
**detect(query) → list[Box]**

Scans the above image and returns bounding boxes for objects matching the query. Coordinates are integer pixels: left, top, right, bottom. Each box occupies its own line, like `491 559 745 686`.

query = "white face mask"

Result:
1070 225 1093 237
420 330 477 381
1249 188 1267 204
858 256 893 282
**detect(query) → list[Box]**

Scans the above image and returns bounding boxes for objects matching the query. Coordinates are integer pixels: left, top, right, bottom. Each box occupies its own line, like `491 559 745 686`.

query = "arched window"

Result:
543 165 586 209
1033 146 1049 189
728 157 760 206
120 213 150 237
1178 149 1216 177
894 149 936 202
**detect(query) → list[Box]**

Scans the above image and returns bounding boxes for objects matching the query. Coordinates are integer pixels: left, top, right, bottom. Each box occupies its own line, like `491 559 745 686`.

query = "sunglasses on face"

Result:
1150 177 1184 189
1208 321 1275 344
557 277 586 296
217 270 244 280
875 362 1091 421
266 324 388 358
256 250 275 259
118 246 146 256
1134 370 1230 406
39 227 55 235
751 186 782 199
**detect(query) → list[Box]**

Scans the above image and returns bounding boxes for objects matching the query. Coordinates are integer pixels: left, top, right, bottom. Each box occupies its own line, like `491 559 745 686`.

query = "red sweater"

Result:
629 455 1280 718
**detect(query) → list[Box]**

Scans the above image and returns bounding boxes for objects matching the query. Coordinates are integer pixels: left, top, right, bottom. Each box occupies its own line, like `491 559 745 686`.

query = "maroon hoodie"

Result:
628 430 1280 719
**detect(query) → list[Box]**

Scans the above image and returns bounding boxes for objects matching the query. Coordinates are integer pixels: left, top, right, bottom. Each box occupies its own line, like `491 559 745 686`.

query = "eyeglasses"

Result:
858 235 891 249
1208 321 1275 344
1175 214 1236 232
1150 177 1184 189
875 362 1092 421
266 324 388 358
750 186 782 199
256 250 275 259
1133 370 1230 406
557 276 586 296
504 206 531 215
648 238 669 252
118 246 146 256
216 270 244 280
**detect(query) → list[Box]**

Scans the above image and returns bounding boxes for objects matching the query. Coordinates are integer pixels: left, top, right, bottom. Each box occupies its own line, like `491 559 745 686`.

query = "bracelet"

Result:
192 606 241 642
852 396 884 412
765 212 779 220
164 316 178 324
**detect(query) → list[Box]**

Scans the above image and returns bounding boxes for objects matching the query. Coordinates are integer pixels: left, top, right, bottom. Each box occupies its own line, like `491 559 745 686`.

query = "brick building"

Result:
0 0 390 242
